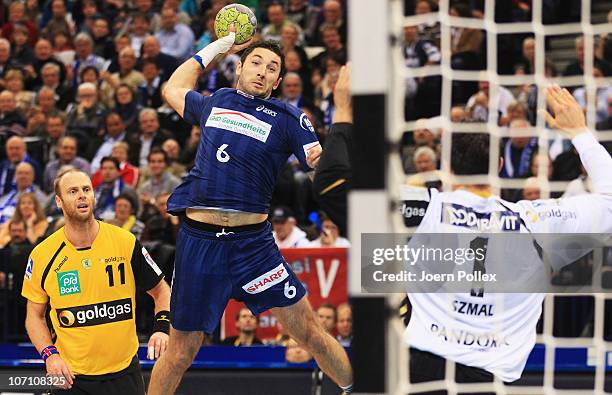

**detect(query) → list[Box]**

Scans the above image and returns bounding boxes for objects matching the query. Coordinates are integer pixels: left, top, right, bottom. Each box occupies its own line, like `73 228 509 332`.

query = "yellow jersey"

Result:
22 222 163 375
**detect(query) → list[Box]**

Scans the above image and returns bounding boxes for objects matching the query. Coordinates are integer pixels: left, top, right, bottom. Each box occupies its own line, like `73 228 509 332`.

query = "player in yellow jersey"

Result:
22 168 171 394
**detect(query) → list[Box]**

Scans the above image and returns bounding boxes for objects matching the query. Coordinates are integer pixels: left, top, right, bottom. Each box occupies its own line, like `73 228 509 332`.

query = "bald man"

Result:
0 136 43 195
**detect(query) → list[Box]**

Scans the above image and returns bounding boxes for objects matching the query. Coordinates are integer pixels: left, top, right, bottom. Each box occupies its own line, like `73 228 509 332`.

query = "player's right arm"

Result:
25 301 75 388
163 25 252 118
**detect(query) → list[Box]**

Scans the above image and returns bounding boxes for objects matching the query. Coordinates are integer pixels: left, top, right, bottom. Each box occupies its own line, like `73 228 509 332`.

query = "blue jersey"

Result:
167 88 319 214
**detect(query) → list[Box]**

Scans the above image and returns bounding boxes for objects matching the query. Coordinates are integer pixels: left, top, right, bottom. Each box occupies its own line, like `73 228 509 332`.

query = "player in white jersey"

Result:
401 86 612 390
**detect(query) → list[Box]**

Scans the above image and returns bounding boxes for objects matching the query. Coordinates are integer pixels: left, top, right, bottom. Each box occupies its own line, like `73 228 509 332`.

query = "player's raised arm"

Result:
522 86 612 234
162 25 253 118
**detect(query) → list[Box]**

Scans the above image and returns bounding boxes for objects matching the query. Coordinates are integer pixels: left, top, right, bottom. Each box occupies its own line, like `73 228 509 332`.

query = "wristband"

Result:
41 345 59 362
153 310 170 335
192 32 236 69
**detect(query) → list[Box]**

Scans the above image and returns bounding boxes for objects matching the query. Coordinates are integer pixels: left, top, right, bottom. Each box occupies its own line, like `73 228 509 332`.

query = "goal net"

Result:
379 0 612 393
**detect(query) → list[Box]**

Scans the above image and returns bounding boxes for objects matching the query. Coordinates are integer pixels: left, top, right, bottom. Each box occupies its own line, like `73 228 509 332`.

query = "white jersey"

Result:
402 132 612 382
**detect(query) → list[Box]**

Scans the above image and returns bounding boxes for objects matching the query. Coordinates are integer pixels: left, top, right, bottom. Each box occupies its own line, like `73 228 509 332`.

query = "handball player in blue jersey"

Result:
147 27 353 395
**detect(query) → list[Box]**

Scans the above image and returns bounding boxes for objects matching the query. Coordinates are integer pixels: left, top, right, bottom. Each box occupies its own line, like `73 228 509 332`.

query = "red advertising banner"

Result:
222 248 348 341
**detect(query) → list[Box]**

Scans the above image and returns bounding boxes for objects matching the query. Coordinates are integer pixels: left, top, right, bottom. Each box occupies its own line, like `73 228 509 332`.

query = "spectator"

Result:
35 114 66 166
1 2 38 47
130 13 151 58
596 95 612 131
105 34 132 74
466 81 516 124
107 193 145 239
161 139 187 179
284 49 313 101
32 39 67 89
137 60 163 109
315 0 346 45
530 153 553 180
70 33 107 88
91 141 139 188
10 23 35 68
271 206 308 248
40 0 74 41
39 62 73 110
65 82 106 147
36 87 62 119
406 146 448 189
449 3 483 65
572 63 612 126
4 69 33 114
142 192 178 244
316 303 336 334
128 108 173 168
25 105 48 138
0 192 47 248
0 90 27 136
311 25 345 76
93 156 139 220
222 308 263 346
50 30 74 65
281 72 313 109
401 118 439 174
514 37 535 74
43 136 91 193
450 105 467 122
564 36 612 77
522 177 541 201
262 3 302 44
280 22 308 63
414 0 440 46
115 84 143 133
0 162 47 224
285 338 313 363
137 148 181 206
155 7 194 61
412 146 437 173
0 38 20 80
91 17 114 60
307 214 350 247
500 119 537 179
100 47 145 108
265 316 291 346
139 36 179 83
336 303 352 347
194 10 216 52
286 0 319 43
135 0 161 33
0 136 42 194
78 0 99 34
88 112 129 172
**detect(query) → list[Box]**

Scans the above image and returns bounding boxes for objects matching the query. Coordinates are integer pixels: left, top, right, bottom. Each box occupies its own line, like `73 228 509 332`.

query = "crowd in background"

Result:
0 0 352 346
402 0 612 204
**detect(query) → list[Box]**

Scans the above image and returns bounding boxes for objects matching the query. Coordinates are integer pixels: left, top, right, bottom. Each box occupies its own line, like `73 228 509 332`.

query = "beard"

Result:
62 201 94 223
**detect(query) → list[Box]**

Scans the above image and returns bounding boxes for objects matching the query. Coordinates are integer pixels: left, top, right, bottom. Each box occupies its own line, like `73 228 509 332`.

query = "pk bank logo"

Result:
57 270 81 296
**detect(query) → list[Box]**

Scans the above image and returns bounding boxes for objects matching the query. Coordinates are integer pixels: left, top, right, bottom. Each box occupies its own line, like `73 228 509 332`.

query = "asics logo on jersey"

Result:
256 105 277 117
206 107 272 143
441 203 520 231
242 263 289 294
57 298 133 327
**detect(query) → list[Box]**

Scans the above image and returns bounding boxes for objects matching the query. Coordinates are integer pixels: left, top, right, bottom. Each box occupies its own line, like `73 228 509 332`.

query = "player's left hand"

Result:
147 331 169 360
306 144 322 169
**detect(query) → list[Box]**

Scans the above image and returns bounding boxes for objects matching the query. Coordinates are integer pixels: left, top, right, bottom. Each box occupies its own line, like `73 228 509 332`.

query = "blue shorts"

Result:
170 218 306 333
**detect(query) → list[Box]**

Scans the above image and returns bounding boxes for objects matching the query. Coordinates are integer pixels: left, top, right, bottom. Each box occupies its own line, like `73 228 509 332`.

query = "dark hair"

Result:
8 218 27 230
141 59 159 70
115 193 136 213
100 156 120 170
450 1 472 18
240 41 285 77
450 133 490 175
236 307 258 322
317 303 337 319
79 65 99 81
147 146 168 164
